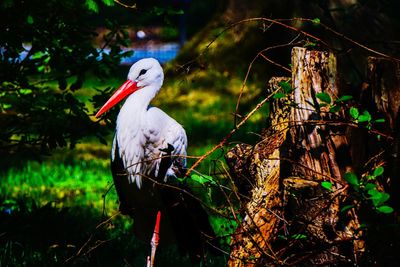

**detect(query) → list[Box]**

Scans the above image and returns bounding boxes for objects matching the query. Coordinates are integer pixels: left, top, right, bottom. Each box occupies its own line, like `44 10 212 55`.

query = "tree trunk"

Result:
227 47 365 265
279 47 363 265
227 77 290 266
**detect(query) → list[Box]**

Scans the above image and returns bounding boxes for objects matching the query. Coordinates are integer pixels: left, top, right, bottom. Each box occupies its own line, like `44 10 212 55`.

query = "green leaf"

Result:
27 15 34 24
279 81 292 94
189 174 216 186
358 110 372 123
373 166 384 177
366 175 375 180
364 183 376 191
85 0 99 13
374 118 385 123
340 205 354 213
273 93 286 99
344 172 359 186
350 107 359 119
368 189 390 206
336 95 353 102
377 205 394 214
329 105 341 113
367 188 380 197
311 18 321 25
316 92 331 104
20 89 32 95
2 103 12 109
321 181 333 191
102 0 114 6
31 51 45 60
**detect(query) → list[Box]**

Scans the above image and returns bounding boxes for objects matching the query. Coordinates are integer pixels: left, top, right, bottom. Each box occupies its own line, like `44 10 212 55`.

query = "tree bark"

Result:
227 77 290 266
227 48 365 265
280 47 363 265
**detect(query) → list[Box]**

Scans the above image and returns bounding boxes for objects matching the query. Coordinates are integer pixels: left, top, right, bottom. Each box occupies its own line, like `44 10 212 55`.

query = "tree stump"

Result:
279 47 363 265
227 77 290 266
227 47 365 265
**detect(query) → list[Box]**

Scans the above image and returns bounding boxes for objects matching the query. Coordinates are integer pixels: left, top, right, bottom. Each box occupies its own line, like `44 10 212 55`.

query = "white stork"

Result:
95 58 214 261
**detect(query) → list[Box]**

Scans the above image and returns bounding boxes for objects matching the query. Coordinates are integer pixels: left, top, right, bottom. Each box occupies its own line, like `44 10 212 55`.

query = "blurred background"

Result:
1 0 400 265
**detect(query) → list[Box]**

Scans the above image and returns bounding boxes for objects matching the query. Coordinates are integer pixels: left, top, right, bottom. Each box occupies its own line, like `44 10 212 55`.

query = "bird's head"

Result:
95 58 164 118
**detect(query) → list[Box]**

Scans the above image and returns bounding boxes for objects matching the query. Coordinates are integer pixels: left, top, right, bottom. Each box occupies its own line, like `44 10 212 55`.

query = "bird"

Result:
95 58 215 261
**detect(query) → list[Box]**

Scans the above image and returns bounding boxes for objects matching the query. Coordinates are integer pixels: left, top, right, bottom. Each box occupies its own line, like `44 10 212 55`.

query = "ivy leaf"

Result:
316 92 331 104
344 172 359 186
358 110 372 123
377 205 394 214
349 107 359 119
373 166 384 177
321 181 333 191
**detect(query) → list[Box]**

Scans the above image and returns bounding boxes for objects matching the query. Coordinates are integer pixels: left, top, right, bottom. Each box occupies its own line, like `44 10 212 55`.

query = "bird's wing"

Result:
163 122 187 177
145 107 187 180
115 122 146 188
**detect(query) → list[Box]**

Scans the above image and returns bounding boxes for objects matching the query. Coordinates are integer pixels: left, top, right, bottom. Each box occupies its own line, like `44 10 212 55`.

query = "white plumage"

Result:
98 58 187 189
95 58 215 259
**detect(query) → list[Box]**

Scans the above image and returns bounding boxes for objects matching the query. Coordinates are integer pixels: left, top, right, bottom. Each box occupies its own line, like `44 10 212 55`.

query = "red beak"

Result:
95 80 138 118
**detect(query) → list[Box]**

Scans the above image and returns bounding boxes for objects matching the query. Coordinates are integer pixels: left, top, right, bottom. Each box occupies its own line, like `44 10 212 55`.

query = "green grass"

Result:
0 67 269 266
0 158 116 212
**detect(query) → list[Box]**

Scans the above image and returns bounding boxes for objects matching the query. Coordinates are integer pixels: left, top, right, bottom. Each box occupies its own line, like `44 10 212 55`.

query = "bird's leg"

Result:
147 210 161 267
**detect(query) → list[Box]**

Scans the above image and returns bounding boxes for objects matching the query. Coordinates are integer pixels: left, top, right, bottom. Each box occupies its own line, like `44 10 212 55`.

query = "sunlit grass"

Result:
0 158 117 214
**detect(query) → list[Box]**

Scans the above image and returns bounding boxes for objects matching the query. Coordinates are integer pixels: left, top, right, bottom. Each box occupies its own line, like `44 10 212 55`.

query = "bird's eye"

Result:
139 69 147 76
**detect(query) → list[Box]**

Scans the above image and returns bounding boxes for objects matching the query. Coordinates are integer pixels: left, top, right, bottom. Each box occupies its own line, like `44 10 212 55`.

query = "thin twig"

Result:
114 0 137 9
185 87 280 176
285 18 400 62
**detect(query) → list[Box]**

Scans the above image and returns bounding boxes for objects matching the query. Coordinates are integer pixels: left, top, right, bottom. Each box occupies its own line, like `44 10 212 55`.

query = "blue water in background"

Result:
120 43 180 65
12 43 180 65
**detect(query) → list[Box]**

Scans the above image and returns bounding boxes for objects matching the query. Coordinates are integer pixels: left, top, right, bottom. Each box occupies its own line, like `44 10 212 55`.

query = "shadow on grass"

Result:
0 200 226 266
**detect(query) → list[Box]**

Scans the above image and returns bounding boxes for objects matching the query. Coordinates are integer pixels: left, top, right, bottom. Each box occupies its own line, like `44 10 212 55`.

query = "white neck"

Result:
116 85 159 128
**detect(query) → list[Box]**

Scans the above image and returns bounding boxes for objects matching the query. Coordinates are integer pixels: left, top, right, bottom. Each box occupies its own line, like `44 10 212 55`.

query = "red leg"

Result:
147 211 161 267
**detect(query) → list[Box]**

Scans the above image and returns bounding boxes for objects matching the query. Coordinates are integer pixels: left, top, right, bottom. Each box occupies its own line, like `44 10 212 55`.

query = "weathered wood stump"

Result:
227 47 365 266
227 77 290 266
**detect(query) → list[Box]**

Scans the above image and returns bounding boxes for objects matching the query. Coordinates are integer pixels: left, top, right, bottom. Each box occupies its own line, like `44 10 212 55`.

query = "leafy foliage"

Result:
343 167 393 214
349 107 385 131
321 181 333 191
316 92 331 104
0 0 130 162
